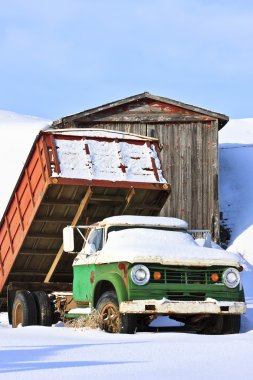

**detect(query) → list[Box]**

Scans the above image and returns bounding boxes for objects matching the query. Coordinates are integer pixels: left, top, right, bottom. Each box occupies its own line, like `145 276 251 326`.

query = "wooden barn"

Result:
52 92 229 241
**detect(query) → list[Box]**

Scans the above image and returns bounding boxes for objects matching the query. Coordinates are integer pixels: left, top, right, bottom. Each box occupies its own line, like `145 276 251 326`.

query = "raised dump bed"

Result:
0 129 170 308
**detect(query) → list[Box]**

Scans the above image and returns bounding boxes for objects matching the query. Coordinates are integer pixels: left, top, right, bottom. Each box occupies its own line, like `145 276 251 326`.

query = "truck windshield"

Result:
87 228 104 252
107 225 187 241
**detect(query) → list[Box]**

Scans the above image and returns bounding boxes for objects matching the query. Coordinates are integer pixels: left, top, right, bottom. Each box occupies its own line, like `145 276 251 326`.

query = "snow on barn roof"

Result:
100 215 188 229
49 129 167 184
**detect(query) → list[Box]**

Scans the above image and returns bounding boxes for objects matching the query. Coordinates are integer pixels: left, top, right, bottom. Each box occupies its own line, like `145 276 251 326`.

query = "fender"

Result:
92 272 128 305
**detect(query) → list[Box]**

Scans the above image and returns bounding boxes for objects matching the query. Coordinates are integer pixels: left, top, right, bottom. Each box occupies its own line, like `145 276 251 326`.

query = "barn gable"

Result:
53 92 228 129
52 92 228 241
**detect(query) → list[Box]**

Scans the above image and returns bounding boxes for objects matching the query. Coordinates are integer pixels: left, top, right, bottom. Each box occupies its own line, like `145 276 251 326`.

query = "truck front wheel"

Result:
12 291 38 328
96 291 136 334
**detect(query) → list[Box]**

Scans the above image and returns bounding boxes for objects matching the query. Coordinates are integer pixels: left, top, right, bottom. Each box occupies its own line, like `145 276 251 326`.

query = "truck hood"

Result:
73 228 241 268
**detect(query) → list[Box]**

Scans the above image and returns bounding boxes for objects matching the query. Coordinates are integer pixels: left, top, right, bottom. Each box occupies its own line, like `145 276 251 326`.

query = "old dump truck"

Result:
63 215 245 334
0 128 245 334
0 128 170 327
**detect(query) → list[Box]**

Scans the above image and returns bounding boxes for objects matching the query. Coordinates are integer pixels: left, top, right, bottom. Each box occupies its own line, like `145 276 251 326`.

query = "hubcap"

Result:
13 302 23 327
100 302 120 333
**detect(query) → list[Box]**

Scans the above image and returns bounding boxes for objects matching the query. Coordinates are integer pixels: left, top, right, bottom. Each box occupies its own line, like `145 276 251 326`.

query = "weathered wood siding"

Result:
146 121 219 239
55 95 226 241
71 121 219 239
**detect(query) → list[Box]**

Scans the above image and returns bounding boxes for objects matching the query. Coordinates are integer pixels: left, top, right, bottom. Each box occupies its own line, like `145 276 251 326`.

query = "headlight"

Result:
223 268 240 288
131 265 150 286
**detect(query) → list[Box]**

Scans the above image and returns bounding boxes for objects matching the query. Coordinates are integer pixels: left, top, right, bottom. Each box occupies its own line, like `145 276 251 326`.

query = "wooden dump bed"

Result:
0 129 170 305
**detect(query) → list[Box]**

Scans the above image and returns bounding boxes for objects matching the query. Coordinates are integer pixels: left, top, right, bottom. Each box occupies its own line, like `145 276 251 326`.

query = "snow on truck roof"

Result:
99 216 188 229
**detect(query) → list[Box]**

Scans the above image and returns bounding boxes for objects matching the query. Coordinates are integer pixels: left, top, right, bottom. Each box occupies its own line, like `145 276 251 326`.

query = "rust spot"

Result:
90 271 95 284
84 143 90 155
119 163 126 173
118 263 129 287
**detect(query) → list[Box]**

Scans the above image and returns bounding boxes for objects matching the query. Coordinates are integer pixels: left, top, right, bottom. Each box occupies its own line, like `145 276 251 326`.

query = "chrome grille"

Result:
149 267 224 285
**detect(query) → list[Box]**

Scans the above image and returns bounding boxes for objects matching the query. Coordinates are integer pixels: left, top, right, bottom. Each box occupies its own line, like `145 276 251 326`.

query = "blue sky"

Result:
0 0 253 120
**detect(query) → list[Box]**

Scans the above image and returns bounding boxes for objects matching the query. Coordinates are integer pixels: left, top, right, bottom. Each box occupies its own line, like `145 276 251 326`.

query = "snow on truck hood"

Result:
75 228 241 267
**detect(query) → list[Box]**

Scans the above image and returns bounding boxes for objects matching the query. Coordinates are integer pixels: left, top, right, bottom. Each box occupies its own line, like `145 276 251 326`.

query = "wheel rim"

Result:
13 302 23 327
100 302 120 333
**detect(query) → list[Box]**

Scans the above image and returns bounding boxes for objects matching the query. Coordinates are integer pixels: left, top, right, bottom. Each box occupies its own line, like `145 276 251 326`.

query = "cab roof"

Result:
97 215 188 229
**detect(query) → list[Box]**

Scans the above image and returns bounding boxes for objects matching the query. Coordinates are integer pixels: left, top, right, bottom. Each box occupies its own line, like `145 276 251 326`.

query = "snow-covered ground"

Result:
219 118 253 265
0 111 253 380
1 311 253 380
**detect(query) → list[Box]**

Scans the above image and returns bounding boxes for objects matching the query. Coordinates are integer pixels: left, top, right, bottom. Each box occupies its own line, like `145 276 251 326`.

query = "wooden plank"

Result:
41 195 125 206
211 120 220 241
121 188 135 214
44 186 93 283
19 249 56 256
78 114 215 124
27 233 62 240
34 217 73 224
41 199 80 206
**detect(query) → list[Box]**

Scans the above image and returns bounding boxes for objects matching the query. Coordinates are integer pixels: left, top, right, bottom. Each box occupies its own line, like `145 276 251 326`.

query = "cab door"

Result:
72 228 104 302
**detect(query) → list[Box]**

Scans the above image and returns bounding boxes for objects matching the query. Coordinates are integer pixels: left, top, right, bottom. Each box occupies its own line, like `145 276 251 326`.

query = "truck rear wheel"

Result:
33 291 53 326
12 291 38 328
96 291 136 334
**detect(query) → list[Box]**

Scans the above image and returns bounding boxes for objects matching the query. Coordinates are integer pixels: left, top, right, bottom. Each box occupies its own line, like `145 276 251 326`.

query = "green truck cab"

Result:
63 215 246 334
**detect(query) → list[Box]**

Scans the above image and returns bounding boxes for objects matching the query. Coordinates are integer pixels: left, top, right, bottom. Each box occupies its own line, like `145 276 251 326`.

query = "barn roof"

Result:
53 92 229 129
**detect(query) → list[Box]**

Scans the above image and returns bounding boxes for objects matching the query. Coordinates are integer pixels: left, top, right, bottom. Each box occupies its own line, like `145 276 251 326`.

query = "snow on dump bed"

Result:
75 228 241 267
52 135 166 183
48 128 157 141
100 215 188 229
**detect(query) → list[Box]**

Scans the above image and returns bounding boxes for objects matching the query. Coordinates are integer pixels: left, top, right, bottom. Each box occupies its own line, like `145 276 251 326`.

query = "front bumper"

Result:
119 299 246 315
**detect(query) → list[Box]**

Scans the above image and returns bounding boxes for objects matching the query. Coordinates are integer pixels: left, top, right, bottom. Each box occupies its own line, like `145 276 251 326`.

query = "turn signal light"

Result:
153 271 162 280
211 273 219 282
239 266 244 272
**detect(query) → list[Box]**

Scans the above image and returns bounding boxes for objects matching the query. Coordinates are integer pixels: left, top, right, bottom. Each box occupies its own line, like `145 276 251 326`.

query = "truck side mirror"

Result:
63 226 75 252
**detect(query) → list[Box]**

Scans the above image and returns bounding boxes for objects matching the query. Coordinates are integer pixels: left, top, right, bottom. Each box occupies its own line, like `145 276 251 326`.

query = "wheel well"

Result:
93 281 116 307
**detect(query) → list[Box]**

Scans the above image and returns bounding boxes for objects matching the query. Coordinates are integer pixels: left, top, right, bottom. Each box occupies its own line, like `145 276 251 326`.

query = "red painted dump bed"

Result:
0 129 170 303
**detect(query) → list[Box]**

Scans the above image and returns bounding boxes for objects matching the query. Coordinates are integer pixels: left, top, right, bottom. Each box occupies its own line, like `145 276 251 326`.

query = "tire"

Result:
12 291 38 328
33 291 53 326
222 315 241 334
96 291 137 334
197 315 224 335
